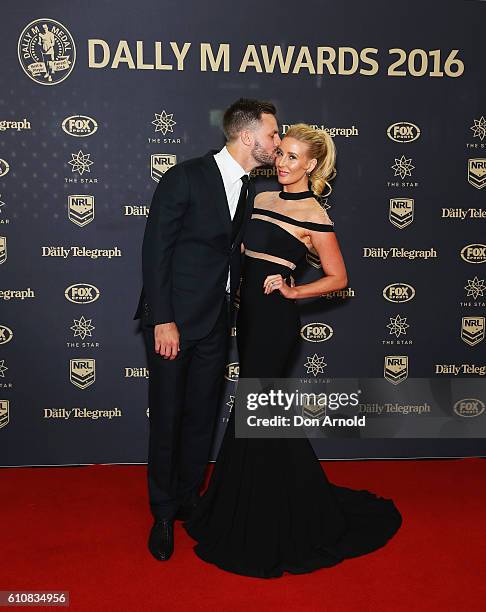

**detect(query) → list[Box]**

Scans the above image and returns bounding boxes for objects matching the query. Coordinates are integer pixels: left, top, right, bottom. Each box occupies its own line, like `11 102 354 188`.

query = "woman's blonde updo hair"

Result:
284 123 337 196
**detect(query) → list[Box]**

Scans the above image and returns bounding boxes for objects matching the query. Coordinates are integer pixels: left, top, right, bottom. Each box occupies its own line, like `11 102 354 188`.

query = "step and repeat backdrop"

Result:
1 0 485 465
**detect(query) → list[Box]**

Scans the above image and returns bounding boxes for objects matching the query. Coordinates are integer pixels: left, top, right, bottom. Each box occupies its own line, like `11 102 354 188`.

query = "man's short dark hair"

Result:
223 98 277 141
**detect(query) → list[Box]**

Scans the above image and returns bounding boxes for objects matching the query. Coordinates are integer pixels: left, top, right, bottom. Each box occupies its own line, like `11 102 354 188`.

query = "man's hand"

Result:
154 322 180 360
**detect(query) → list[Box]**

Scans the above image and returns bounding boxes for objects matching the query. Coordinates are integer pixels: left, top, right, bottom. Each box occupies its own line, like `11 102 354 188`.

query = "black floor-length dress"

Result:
184 191 402 578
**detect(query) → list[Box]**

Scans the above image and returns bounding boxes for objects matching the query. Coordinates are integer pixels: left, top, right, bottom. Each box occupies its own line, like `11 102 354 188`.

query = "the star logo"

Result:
465 276 485 300
0 194 5 210
471 116 486 141
226 395 235 413
387 314 409 338
391 155 415 179
152 110 176 136
0 359 7 377
68 150 93 175
304 353 327 376
70 316 95 340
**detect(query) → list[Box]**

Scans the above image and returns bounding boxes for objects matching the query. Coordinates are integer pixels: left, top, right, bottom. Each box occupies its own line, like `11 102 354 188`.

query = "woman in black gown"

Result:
184 123 402 578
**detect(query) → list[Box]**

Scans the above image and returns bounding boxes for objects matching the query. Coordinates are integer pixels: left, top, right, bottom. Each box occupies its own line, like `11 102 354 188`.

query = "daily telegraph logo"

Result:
70 359 95 389
389 198 414 229
225 362 239 381
383 283 415 303
18 19 76 85
467 159 486 189
65 284 100 304
387 122 421 143
384 355 408 385
151 154 177 182
62 115 98 137
300 323 333 342
0 237 6 264
0 325 13 345
460 244 486 264
453 398 485 418
461 317 485 346
0 400 9 429
0 159 10 178
68 195 95 226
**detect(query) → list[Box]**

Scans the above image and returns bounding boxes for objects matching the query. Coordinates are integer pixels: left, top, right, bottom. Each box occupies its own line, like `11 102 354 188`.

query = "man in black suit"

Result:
134 98 280 561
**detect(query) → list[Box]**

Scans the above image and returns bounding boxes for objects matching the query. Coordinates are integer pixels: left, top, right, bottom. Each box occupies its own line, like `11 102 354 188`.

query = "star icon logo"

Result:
226 395 235 413
0 194 5 210
70 316 95 340
391 155 415 179
387 314 409 338
465 276 485 300
68 150 94 175
470 116 486 141
152 110 177 136
0 359 7 377
304 353 327 377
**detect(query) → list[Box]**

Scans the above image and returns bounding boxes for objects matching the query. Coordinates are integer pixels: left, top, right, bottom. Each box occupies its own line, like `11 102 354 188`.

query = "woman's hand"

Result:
263 274 297 298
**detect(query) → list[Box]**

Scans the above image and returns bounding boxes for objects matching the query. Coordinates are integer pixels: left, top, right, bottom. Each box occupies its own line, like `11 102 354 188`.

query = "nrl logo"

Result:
0 236 6 264
389 198 414 229
62 115 98 137
225 362 239 381
18 18 76 85
68 195 95 227
70 358 96 389
467 159 486 190
0 325 13 345
387 122 421 143
461 317 485 346
0 399 9 429
300 323 333 342
453 398 485 418
151 154 177 182
384 355 408 385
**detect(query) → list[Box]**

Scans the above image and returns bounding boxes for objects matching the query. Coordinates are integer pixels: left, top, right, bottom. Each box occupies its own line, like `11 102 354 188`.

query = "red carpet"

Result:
2 458 485 611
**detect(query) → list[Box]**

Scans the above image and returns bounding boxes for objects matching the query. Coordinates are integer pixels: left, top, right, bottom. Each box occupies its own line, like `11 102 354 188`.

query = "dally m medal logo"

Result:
461 317 485 346
18 19 76 85
0 400 9 428
0 237 6 264
151 154 177 183
389 199 414 229
68 195 95 227
384 355 408 385
468 159 486 190
70 359 96 389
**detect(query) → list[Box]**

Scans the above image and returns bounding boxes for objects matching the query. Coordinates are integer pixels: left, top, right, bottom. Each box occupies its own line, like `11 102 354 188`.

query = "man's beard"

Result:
251 140 276 166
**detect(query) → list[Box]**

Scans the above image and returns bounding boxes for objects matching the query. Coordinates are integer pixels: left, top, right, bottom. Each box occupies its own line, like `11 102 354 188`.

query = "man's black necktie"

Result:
231 175 249 245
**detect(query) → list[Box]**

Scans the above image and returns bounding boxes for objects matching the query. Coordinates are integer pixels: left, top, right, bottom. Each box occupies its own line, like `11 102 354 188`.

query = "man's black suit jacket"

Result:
134 151 255 340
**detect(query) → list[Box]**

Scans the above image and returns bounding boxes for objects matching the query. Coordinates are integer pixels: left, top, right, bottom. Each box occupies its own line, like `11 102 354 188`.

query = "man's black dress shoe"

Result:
175 498 199 522
148 519 174 561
